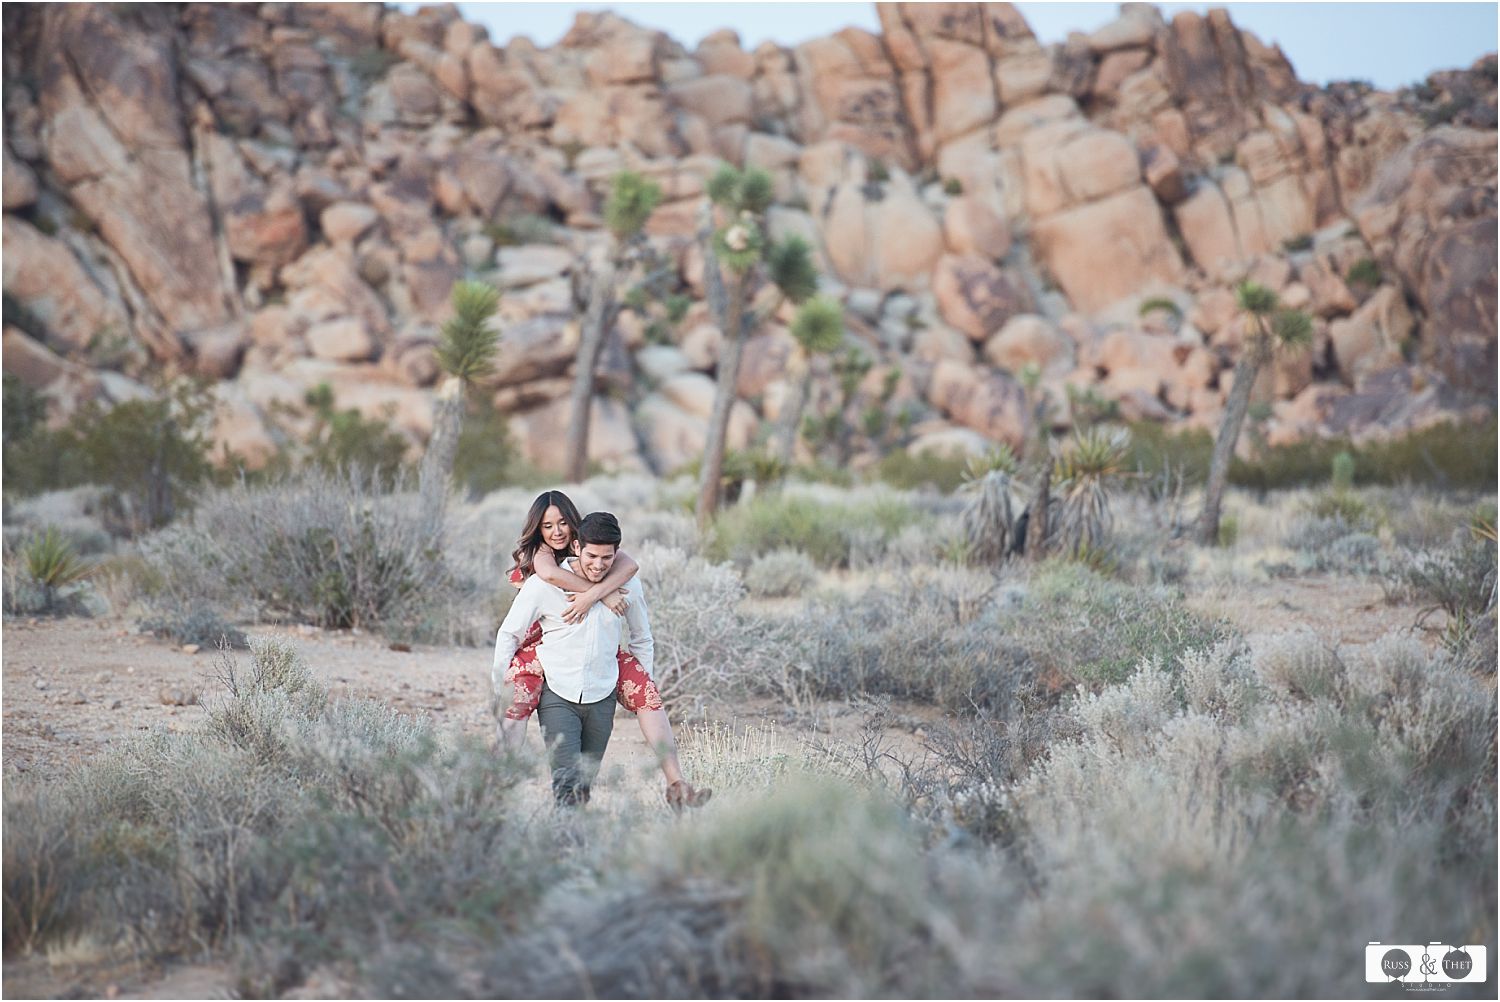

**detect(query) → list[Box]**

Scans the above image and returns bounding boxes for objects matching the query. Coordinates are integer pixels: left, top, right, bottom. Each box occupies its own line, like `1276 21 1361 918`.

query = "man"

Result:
490 511 656 806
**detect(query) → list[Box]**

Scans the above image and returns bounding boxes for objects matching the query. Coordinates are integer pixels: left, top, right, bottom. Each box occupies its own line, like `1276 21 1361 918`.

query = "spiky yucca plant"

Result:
774 294 845 466
696 165 820 529
958 445 1022 565
24 528 92 612
420 280 501 525
565 170 662 481
1196 282 1314 544
1053 426 1131 557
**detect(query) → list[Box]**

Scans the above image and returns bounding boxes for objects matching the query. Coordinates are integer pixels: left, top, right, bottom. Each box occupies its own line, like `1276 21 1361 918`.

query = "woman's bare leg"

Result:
636 707 685 785
499 715 528 751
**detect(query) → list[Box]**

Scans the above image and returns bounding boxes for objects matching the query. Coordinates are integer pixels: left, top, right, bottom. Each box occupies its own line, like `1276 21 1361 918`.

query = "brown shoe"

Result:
666 780 712 811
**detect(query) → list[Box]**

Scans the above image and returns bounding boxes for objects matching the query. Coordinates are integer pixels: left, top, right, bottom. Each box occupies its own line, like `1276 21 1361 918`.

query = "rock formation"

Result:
3 2 1494 474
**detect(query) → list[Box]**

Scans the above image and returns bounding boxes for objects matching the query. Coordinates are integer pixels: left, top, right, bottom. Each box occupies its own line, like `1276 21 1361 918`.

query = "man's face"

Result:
575 541 617 583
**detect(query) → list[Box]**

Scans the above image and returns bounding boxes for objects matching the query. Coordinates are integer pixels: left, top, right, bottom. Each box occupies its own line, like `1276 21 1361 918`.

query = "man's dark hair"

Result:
577 511 622 548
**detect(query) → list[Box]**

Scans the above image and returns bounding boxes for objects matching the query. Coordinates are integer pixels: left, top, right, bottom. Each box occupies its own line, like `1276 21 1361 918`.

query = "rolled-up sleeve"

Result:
623 583 654 679
491 583 538 698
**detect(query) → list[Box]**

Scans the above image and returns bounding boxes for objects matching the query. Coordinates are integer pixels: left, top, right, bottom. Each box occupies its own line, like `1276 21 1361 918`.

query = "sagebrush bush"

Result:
139 468 475 635
138 602 249 649
1007 560 1230 689
632 542 803 706
1387 530 1497 621
787 567 1031 711
744 549 818 598
2 638 548 985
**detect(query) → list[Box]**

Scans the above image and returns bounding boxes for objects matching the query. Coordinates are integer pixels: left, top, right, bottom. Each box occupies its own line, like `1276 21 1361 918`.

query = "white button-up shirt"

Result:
490 562 654 705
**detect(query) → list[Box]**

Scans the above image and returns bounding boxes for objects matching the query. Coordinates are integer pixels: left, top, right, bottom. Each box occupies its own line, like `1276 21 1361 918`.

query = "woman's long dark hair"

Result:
510 490 585 580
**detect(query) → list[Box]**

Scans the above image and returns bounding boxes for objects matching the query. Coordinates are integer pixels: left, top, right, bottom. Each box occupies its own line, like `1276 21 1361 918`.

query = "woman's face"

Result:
540 504 573 552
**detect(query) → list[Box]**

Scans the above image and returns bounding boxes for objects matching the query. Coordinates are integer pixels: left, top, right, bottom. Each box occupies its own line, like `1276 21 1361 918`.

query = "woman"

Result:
497 490 710 809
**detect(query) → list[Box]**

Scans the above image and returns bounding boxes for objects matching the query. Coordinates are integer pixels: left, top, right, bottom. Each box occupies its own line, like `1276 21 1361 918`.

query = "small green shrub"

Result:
867 159 890 183
450 396 548 495
1138 296 1183 319
874 449 971 493
707 492 924 568
1281 233 1314 252
942 177 964 196
483 213 560 247
1346 257 1381 287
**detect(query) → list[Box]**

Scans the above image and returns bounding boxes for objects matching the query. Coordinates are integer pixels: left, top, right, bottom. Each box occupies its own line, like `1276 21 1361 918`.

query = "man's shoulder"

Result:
518 573 562 600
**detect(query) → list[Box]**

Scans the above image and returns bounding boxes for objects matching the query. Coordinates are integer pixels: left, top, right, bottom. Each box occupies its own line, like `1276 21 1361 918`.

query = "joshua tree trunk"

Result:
1025 460 1051 559
419 375 464 534
774 356 812 467
1197 352 1263 545
564 256 618 482
696 274 747 530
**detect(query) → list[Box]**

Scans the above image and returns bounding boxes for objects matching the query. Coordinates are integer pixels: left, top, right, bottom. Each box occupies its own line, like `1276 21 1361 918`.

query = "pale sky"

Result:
429 1 1499 91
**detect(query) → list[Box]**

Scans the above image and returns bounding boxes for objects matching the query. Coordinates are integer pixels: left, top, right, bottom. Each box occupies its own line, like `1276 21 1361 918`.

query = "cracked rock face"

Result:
3 2 1494 472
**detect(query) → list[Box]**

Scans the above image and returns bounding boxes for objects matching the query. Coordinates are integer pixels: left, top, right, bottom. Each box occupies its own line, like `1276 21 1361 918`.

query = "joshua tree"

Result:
958 446 1022 565
1196 281 1314 545
420 280 501 530
695 164 819 530
1053 425 1131 558
773 291 845 467
564 170 662 482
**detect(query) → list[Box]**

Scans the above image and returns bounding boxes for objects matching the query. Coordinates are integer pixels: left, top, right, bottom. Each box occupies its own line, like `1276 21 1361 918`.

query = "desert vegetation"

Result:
3 412 1495 997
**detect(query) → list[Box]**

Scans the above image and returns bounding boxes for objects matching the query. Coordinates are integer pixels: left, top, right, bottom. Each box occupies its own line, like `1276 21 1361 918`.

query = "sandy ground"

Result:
0 572 1449 998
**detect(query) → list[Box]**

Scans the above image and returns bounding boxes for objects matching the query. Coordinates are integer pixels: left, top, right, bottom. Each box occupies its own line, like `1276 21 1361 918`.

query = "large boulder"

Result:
509 395 647 473
1031 186 1184 314
817 175 943 291
925 359 1030 449
36 5 231 333
931 253 1035 342
2 218 129 353
1328 285 1413 387
982 314 1075 377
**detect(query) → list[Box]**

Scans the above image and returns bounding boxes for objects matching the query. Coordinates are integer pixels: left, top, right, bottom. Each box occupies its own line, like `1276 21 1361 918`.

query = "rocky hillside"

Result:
3 2 1495 474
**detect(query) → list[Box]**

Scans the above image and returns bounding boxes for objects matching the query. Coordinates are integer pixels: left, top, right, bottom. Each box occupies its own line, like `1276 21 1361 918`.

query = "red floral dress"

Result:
500 567 663 721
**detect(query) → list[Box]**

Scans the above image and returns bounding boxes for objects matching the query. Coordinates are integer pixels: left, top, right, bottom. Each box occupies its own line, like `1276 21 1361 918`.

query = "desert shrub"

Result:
1125 419 1497 491
450 396 549 496
2 638 547 981
1282 511 1384 574
1251 630 1346 701
744 549 818 598
706 490 924 568
138 468 466 634
1388 530 1497 621
874 449 970 493
9 528 93 615
1344 635 1497 781
942 176 963 196
1006 560 1230 690
2 381 215 531
631 542 800 705
138 602 249 649
298 385 411 486
1346 256 1381 287
788 568 1032 711
998 624 1495 997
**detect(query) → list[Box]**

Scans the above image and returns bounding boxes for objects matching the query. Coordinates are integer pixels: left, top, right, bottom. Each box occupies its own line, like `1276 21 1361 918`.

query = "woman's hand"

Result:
600 588 629 616
562 588 599 624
